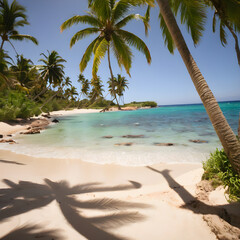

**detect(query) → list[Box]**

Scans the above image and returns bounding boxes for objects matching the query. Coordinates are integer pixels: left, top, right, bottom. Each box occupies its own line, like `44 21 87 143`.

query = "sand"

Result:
0 109 239 239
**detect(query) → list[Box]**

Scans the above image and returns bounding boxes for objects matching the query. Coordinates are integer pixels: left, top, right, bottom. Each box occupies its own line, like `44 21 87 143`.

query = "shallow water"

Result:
2 101 240 166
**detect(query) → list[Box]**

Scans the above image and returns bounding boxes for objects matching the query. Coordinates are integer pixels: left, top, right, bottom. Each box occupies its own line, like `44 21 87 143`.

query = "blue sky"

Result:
4 0 240 105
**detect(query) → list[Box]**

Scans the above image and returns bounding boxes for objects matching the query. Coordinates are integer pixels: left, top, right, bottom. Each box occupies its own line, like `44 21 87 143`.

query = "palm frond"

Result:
70 28 99 48
112 0 132 23
111 32 132 76
117 29 151 64
212 11 217 33
159 12 175 54
170 0 207 45
9 35 38 45
143 5 151 36
86 0 111 23
60 15 102 32
92 38 109 78
220 21 227 46
115 14 141 29
80 37 102 72
13 19 29 27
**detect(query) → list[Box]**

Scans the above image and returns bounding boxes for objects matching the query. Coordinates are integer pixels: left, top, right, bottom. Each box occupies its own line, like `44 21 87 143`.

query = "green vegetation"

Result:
124 101 157 108
0 90 41 121
202 148 240 202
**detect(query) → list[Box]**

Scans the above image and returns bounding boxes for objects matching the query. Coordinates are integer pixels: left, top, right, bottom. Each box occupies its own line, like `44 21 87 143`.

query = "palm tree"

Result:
38 50 66 88
61 0 152 109
108 74 128 105
34 50 66 101
88 76 104 104
154 0 240 174
10 54 37 89
77 73 90 108
0 0 38 51
115 74 129 105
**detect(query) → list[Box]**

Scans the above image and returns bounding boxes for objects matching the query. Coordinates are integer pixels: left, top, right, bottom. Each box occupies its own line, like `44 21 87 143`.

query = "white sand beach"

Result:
0 109 239 240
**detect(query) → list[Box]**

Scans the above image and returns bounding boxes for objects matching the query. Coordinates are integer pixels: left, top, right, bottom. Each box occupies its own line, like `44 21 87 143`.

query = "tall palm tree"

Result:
154 0 240 174
61 0 152 109
38 50 66 88
0 0 38 51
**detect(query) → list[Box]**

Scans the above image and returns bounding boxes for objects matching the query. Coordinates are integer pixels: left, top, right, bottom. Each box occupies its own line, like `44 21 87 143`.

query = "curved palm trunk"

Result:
156 0 240 174
107 45 121 110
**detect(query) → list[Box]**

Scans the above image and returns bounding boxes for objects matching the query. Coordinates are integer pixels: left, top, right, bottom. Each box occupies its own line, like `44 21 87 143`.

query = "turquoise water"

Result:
3 101 240 166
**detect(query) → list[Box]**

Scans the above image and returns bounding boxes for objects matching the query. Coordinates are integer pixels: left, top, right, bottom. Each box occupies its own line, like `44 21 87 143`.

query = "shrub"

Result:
202 148 240 202
0 90 41 121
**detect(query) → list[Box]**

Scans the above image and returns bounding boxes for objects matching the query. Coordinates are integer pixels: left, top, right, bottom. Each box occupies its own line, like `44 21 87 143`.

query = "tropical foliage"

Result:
203 148 240 202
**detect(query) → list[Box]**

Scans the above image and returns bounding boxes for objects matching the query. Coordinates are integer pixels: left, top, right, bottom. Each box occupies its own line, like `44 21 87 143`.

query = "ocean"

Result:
2 101 240 166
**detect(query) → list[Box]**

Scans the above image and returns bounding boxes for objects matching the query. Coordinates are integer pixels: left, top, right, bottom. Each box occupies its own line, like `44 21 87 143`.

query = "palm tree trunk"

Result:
107 45 121 110
156 0 240 174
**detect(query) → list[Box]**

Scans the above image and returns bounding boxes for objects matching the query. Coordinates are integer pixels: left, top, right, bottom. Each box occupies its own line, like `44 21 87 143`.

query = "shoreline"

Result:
0 108 101 136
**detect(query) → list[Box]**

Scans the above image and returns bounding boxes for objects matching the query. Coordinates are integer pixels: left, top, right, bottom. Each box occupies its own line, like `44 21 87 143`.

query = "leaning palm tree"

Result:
0 0 38 51
155 0 240 174
61 0 152 109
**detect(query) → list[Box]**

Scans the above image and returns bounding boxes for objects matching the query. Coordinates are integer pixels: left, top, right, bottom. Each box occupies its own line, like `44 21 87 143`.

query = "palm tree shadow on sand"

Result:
0 178 150 240
146 166 240 229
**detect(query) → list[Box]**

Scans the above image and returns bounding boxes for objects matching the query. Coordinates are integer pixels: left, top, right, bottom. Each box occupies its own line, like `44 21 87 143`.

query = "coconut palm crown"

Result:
60 0 152 79
0 0 38 50
38 50 66 87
